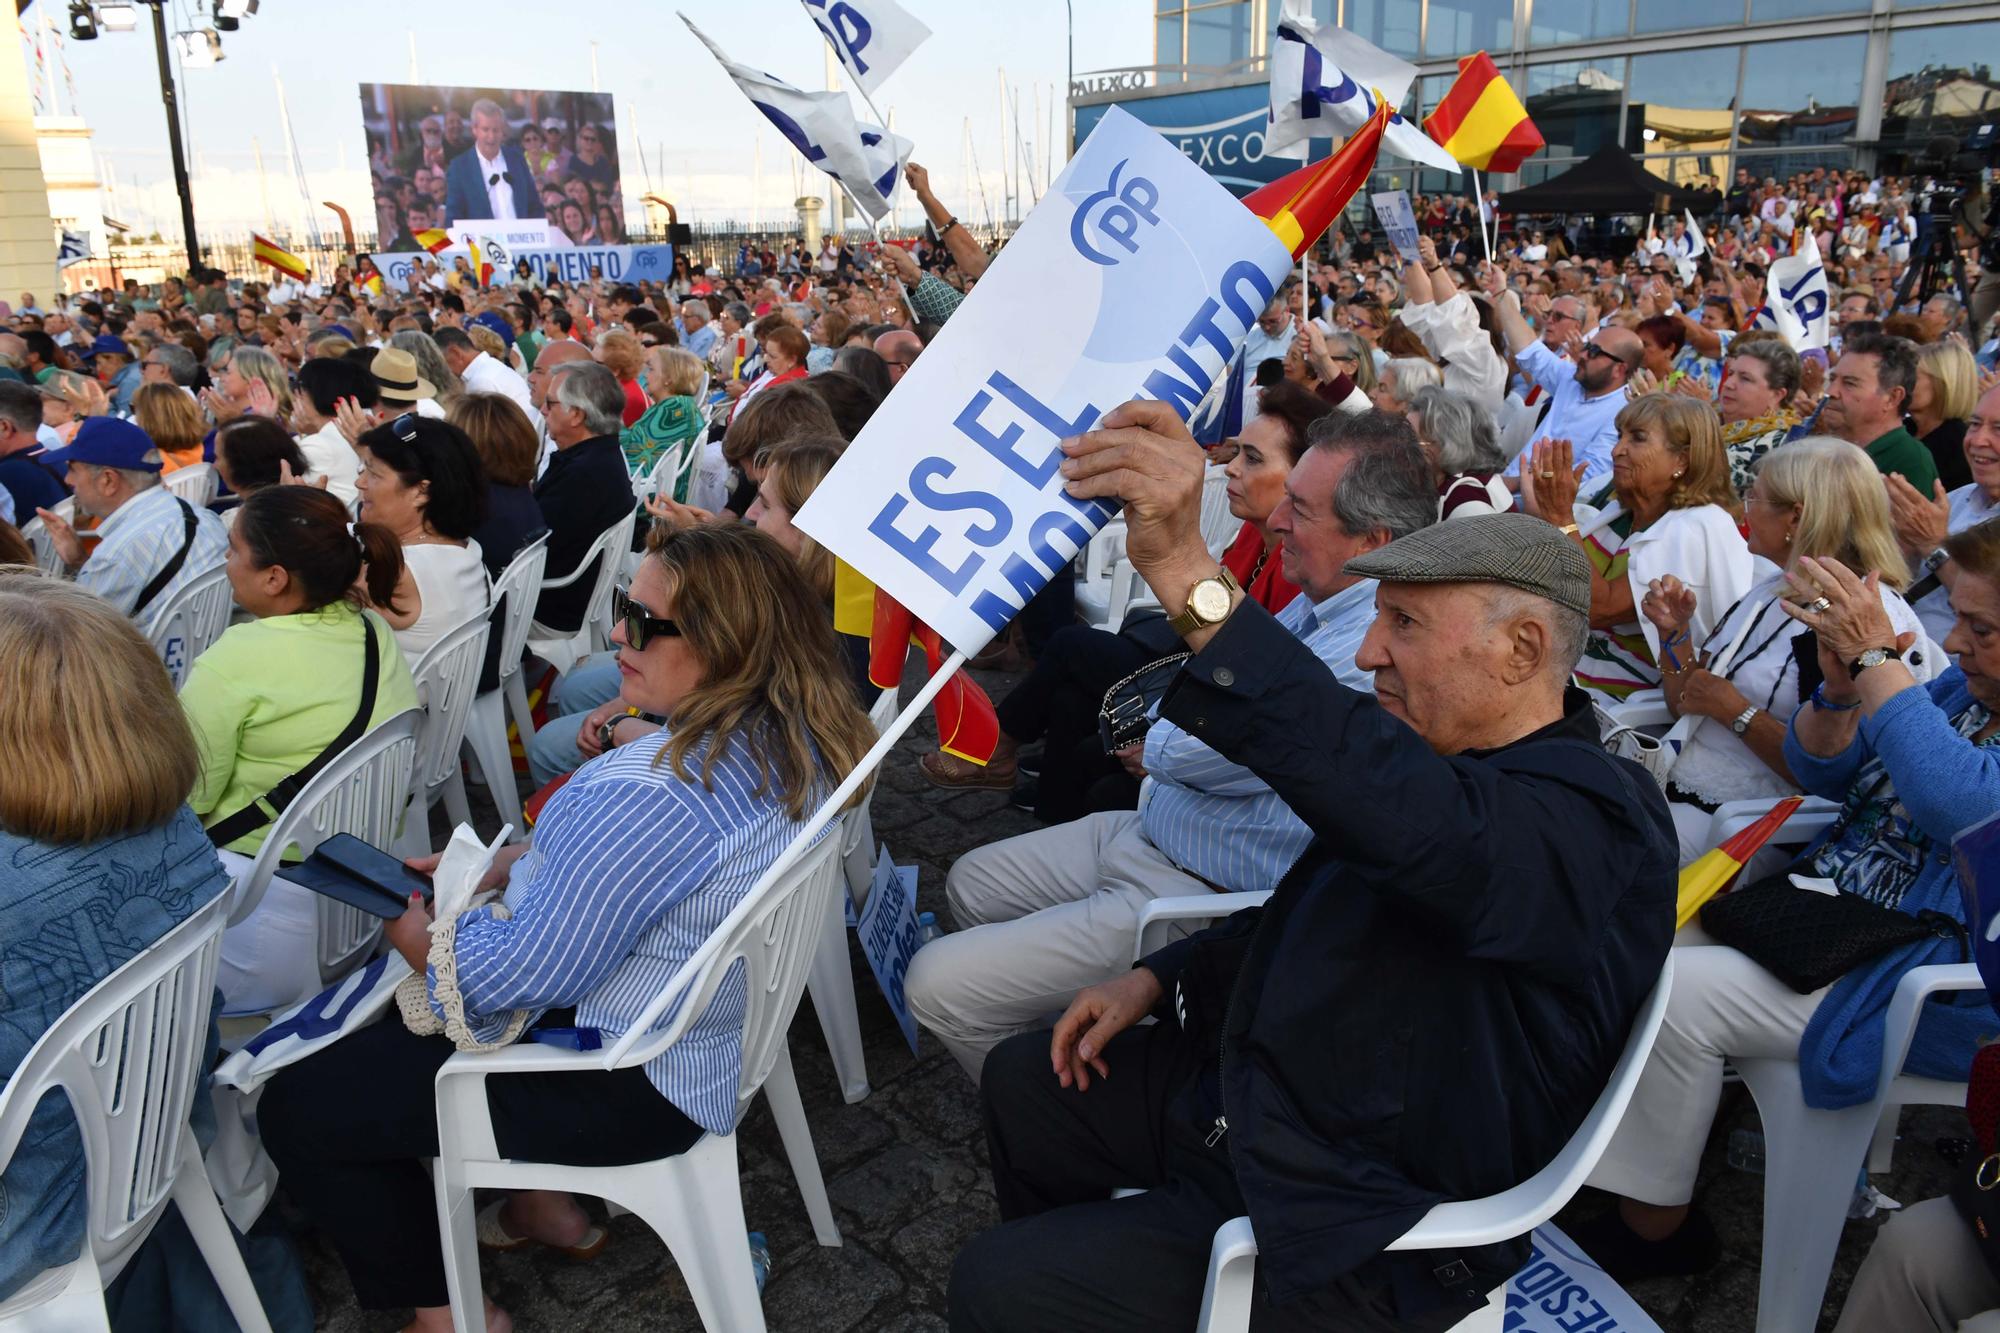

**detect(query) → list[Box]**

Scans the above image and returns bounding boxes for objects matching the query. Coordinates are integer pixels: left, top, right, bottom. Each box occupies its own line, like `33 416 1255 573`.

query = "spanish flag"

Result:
1423 52 1544 174
868 588 1000 764
250 233 309 281
1677 796 1804 928
413 228 453 255
356 269 384 297
1241 97 1391 261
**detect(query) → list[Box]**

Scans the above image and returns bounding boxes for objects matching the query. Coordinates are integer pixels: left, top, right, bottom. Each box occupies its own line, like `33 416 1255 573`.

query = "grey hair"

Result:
724 302 753 325
113 466 162 494
1303 409 1437 542
388 330 464 403
1484 584 1589 679
1325 327 1375 393
149 343 198 387
1407 386 1504 475
470 97 507 123
549 360 625 436
1379 357 1441 409
679 301 708 323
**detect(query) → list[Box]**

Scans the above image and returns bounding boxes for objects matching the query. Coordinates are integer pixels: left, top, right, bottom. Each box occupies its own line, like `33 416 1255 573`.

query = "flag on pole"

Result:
1244 97 1393 260
55 229 89 269
682 14 911 224
868 589 1000 764
1265 13 1459 173
357 269 384 297
1422 52 1544 175
1676 796 1804 927
1751 243 1832 350
251 233 310 281
412 228 453 255
799 0 931 99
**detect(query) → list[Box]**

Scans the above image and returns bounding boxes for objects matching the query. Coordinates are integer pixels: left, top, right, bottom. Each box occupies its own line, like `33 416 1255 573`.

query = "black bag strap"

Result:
131 497 198 619
206 619 382 847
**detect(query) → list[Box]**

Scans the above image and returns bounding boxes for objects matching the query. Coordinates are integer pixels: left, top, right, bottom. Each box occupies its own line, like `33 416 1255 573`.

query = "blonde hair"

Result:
0 573 198 840
651 346 706 399
754 436 844 599
1756 438 1910 588
594 329 645 380
1916 338 1978 423
642 523 876 818
225 345 294 420
467 324 508 362
1615 394 1740 517
133 382 207 459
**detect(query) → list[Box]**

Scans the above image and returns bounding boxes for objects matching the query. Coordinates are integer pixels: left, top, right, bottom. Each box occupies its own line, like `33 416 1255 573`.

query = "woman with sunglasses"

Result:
354 413 492 664
257 522 878 1333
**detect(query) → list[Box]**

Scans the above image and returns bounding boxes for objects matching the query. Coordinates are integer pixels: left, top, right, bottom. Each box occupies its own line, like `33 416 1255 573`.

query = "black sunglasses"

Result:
613 586 681 649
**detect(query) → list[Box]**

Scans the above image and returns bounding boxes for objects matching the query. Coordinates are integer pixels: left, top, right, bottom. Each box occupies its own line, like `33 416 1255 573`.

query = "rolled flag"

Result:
1422 52 1544 175
251 233 310 281
413 228 453 256
1266 13 1459 174
1678 795 1804 928
1751 242 1832 350
869 588 1000 764
683 14 910 224
800 0 930 99
1188 349 1247 448
56 228 90 269
1244 96 1393 260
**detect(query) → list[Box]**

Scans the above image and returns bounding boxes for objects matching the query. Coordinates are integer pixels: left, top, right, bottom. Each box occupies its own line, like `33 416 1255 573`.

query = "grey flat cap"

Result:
1344 513 1592 620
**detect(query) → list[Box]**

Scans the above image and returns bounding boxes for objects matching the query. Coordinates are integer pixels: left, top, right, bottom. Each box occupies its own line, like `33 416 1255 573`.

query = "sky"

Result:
24 0 1154 243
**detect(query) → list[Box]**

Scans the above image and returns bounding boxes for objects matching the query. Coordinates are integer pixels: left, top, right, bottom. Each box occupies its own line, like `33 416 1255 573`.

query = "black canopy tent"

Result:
1495 146 1700 216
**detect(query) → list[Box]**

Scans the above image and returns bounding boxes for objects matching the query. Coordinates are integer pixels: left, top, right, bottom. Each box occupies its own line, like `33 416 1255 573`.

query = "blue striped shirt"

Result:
75 482 227 618
1141 578 1378 892
439 728 826 1136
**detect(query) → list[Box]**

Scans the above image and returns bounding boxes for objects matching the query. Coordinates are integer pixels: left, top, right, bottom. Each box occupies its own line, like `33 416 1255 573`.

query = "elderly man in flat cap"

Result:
947 400 1677 1333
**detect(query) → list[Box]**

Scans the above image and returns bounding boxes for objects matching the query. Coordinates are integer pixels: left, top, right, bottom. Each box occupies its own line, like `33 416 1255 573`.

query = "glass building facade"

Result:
1144 0 2000 193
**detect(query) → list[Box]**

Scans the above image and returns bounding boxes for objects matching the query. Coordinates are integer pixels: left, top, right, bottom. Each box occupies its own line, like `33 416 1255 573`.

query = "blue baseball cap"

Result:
77 333 130 361
41 416 162 472
468 311 514 344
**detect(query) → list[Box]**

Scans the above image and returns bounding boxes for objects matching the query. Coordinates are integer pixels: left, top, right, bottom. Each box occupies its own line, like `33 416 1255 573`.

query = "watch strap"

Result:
1166 566 1243 636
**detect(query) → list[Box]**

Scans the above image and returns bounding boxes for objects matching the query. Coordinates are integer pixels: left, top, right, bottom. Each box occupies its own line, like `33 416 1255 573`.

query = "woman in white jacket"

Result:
1394 235 1508 410
1521 393 1754 703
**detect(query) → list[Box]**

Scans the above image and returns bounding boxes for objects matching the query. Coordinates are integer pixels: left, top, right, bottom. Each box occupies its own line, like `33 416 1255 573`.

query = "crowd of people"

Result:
3 145 2000 1333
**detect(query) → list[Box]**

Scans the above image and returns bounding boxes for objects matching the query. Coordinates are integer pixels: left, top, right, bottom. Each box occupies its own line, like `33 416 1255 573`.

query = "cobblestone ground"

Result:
308 662 1967 1333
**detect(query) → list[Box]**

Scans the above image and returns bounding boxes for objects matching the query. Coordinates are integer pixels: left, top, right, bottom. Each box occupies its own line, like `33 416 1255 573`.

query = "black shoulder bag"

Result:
130 497 198 619
205 621 382 848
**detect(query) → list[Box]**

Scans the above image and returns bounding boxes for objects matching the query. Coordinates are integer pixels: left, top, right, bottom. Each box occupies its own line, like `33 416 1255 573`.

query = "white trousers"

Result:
1587 925 1827 1206
903 811 1220 1081
216 849 326 1016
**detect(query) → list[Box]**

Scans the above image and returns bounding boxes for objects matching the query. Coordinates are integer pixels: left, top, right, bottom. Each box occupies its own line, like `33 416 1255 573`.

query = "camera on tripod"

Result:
1896 129 1994 309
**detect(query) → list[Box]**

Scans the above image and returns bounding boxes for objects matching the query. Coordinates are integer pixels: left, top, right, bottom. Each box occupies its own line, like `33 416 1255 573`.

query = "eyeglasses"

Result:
613 586 681 649
1580 344 1625 365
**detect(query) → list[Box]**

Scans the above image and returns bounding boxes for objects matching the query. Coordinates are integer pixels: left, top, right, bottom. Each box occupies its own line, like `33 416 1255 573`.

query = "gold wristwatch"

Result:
1166 566 1242 636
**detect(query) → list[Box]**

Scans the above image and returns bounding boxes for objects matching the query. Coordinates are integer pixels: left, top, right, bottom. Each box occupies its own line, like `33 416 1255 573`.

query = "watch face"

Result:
1191 579 1232 623
1857 649 1888 669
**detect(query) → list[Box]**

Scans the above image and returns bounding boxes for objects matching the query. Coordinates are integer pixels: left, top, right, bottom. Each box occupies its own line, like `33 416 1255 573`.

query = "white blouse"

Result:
395 540 490 665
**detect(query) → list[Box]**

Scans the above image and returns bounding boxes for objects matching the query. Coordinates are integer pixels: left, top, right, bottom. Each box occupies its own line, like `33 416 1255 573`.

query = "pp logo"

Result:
1070 158 1161 267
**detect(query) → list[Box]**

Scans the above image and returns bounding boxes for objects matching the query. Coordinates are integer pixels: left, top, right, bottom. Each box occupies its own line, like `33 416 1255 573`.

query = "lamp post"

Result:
146 1 204 271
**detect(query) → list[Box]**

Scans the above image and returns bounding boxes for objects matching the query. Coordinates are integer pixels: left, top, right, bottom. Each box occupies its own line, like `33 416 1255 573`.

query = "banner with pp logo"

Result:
794 105 1293 654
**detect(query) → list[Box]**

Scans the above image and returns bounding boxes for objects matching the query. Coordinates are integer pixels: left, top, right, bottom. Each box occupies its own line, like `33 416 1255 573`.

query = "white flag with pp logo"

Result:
1752 243 1832 351
800 0 931 99
1266 13 1458 172
683 15 910 224
56 228 89 268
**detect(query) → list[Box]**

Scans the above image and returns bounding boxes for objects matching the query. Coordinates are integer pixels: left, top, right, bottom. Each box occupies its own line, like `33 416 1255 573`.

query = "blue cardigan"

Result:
1783 667 2000 1108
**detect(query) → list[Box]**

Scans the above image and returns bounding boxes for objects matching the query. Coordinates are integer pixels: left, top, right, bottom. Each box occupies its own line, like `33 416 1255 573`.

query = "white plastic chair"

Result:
524 508 637 683
396 614 492 859
1193 958 1676 1332
431 828 850 1333
1075 558 1159 633
807 688 901 1107
0 893 273 1333
226 709 420 990
450 535 547 838
162 462 219 509
143 560 233 690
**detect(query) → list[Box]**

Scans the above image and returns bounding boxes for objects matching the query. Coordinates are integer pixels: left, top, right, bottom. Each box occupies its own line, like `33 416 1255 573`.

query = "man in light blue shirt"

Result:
905 411 1439 1079
1238 295 1298 373
1488 283 1640 490
34 416 226 619
679 302 717 362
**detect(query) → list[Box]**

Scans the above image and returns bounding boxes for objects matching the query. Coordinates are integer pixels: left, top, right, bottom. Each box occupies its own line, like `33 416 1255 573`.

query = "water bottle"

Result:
748 1231 772 1294
916 911 942 946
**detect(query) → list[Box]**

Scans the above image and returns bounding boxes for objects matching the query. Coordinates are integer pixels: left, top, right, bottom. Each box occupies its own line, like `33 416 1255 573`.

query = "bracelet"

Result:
1557 522 1579 536
937 216 961 237
1810 683 1862 712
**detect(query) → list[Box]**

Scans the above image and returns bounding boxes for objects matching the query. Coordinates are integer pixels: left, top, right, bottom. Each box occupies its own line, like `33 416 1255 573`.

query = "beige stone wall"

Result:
0 34 57 300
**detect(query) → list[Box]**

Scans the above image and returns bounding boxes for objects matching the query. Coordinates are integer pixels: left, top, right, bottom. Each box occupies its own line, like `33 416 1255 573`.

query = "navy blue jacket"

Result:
443 143 544 226
0 446 67 521
1142 599 1675 1317
532 435 630 634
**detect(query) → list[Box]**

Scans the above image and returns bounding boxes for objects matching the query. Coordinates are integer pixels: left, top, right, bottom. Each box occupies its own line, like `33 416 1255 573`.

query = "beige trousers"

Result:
1833 1195 2000 1333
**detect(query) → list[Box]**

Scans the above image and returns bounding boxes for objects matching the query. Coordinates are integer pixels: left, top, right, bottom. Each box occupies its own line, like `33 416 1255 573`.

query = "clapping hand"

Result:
244 377 278 418
1670 374 1714 403
60 374 109 420
1522 437 1585 521
1627 367 1660 399
1884 474 1951 557
31 503 83 568
276 459 327 489
1779 555 1914 677
645 494 713 527
333 396 374 447
1641 575 1697 641
201 385 242 426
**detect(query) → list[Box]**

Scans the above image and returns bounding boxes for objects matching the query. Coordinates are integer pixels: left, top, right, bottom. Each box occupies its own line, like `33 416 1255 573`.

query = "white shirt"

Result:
478 150 518 222
297 420 361 505
1913 483 2000 641
459 350 538 425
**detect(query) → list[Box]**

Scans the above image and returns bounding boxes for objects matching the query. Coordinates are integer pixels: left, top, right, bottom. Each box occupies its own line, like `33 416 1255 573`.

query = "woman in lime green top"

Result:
180 485 420 1014
620 344 708 495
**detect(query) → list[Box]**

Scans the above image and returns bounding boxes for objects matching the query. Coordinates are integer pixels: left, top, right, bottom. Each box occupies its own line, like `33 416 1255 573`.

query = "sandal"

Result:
475 1198 609 1261
918 750 1018 790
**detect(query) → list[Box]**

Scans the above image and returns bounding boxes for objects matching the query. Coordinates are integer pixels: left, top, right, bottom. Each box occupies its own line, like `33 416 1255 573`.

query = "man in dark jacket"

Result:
947 400 1676 1332
531 360 630 632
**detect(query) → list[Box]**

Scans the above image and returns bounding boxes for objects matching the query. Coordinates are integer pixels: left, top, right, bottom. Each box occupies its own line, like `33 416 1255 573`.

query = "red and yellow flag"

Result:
413 228 453 255
868 588 1000 764
1423 52 1544 174
250 233 309 281
1676 795 1805 927
356 269 384 297
1241 97 1391 261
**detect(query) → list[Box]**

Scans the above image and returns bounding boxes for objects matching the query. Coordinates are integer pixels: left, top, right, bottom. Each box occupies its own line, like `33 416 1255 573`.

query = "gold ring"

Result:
1538 470 1555 479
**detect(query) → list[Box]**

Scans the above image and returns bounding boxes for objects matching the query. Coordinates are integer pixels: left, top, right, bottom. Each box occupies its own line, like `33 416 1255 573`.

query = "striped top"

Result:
437 727 825 1136
1573 510 1657 701
1142 578 1377 892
